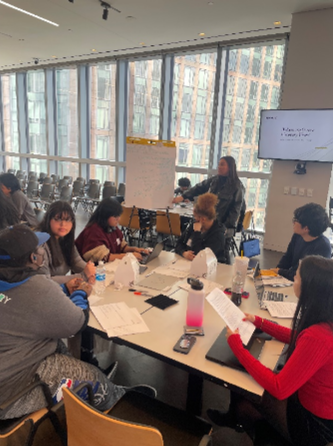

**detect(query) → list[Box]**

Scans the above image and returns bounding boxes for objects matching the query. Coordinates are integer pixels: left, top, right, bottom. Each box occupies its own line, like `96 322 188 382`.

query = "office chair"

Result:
102 185 117 199
155 211 181 249
0 380 66 446
63 385 212 446
119 205 141 245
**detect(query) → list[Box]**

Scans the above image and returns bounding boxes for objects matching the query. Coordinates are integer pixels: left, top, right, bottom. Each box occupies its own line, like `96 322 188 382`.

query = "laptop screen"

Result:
253 263 265 304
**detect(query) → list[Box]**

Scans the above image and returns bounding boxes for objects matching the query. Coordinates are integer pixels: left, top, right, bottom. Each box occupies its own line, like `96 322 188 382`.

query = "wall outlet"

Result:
307 188 313 197
299 188 305 196
284 186 290 195
291 187 298 195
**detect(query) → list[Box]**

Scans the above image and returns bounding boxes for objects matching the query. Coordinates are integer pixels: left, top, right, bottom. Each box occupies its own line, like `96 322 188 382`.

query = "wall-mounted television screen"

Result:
258 109 333 163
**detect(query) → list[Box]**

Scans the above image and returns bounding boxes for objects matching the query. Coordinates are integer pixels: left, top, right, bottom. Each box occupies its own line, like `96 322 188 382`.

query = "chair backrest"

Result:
43 177 52 184
58 178 69 190
103 181 115 187
50 174 59 184
86 183 100 199
38 172 47 181
16 170 26 177
63 175 73 184
102 185 117 199
40 183 54 199
155 211 181 237
117 182 126 197
26 180 39 198
63 387 163 446
59 185 73 202
242 210 253 231
119 206 140 230
34 208 46 223
73 180 84 196
7 169 16 175
88 179 100 185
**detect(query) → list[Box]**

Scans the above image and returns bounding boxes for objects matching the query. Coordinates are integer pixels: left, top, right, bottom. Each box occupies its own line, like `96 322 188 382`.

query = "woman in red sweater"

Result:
210 255 333 445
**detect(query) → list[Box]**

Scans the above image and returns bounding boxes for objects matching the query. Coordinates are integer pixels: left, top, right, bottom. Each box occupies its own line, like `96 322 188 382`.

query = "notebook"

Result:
205 327 267 371
139 242 163 265
253 263 286 310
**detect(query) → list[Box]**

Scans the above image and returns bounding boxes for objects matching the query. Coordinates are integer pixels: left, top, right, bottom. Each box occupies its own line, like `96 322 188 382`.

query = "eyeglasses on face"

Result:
52 216 73 223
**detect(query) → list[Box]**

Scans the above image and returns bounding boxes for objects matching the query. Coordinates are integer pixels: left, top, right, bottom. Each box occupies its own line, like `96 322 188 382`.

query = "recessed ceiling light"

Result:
52 55 57 58
198 32 205 37
0 0 59 27
91 49 97 52
274 21 281 26
207 1 214 5
140 42 145 46
126 16 136 20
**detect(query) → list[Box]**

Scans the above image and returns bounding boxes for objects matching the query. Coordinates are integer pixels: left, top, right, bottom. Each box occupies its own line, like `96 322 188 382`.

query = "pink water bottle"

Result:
186 278 205 327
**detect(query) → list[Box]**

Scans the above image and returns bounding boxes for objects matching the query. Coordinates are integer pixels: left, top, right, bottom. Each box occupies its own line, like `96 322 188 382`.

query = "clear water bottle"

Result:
95 261 106 295
186 278 205 327
231 270 243 307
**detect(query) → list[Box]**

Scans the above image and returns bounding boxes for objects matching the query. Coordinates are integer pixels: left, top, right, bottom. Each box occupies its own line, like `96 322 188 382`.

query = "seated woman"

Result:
0 188 20 230
209 255 333 446
0 173 38 227
175 193 226 263
38 201 95 284
75 198 147 263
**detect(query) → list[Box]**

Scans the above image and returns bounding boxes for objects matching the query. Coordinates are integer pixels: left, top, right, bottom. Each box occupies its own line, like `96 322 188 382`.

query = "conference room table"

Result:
86 251 296 414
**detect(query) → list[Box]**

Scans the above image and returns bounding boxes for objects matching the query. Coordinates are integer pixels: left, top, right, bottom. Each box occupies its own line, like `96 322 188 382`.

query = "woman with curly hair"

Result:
175 192 226 262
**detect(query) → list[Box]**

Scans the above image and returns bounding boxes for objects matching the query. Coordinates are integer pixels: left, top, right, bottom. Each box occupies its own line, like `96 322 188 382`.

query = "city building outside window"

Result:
27 71 47 155
1 74 19 153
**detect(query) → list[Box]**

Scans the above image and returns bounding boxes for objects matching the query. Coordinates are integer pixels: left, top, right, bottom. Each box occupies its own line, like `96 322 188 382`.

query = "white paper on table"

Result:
206 288 255 345
178 278 224 295
266 302 297 318
105 308 150 337
90 302 136 330
262 277 293 287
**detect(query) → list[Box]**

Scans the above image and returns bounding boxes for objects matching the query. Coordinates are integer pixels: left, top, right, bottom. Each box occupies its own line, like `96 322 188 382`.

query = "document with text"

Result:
206 288 255 345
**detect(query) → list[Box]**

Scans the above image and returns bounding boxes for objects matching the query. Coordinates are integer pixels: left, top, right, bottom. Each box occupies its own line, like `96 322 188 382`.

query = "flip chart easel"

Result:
125 137 176 210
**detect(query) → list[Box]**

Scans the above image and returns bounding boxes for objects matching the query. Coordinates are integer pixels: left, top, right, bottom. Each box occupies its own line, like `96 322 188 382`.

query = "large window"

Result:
127 59 162 139
221 44 285 229
90 63 116 162
1 74 19 152
0 39 286 232
56 68 78 157
172 51 217 170
27 71 47 155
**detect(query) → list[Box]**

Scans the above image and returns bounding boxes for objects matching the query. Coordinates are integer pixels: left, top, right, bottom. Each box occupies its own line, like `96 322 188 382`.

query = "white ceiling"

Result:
1 0 333 71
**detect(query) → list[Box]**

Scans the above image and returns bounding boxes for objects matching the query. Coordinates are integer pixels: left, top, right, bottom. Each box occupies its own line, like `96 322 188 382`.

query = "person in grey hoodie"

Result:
0 225 128 419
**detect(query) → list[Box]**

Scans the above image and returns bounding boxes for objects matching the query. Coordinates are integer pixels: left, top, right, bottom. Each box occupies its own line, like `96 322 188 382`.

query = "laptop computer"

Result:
139 242 164 265
205 327 267 372
253 263 285 310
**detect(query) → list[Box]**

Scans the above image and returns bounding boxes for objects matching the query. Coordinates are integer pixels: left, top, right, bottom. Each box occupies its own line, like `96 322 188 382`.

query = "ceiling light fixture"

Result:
0 0 59 26
68 0 74 2
99 1 121 21
274 21 281 26
198 32 205 36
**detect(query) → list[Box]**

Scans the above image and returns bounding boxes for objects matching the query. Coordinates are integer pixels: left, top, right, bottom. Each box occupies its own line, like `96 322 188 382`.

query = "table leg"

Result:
186 374 203 415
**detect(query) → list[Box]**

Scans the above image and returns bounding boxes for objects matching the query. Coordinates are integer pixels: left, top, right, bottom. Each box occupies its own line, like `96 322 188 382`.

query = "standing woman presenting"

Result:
173 156 244 262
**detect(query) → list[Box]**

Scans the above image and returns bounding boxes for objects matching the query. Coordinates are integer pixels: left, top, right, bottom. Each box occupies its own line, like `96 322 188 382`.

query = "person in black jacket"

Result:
271 203 331 281
175 193 226 263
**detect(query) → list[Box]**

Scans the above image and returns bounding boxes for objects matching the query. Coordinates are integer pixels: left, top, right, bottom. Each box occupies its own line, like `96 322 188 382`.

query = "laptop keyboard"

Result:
263 290 284 303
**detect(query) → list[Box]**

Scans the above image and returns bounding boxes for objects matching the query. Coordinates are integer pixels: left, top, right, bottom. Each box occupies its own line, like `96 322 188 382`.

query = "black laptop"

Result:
205 327 267 372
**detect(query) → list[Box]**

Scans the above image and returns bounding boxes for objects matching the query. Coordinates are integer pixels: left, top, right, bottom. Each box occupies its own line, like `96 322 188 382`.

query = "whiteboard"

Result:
125 139 176 209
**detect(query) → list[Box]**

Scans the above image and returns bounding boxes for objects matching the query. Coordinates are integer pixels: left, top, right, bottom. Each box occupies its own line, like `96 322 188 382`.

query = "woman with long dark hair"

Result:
175 192 225 262
75 198 147 263
0 188 20 230
38 201 95 284
210 255 333 445
0 173 38 227
172 156 244 263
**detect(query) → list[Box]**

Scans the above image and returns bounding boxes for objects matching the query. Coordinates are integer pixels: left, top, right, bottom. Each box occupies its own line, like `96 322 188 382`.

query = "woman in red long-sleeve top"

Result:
209 255 333 445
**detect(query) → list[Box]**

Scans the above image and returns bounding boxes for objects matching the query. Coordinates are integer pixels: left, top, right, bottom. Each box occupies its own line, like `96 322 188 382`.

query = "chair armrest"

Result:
0 380 53 413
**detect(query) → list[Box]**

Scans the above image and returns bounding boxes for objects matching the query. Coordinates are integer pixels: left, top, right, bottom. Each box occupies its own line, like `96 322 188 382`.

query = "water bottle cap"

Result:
98 260 104 266
187 277 204 290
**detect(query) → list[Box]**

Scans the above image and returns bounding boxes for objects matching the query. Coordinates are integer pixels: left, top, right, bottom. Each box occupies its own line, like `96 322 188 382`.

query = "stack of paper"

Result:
90 302 149 337
266 302 297 318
